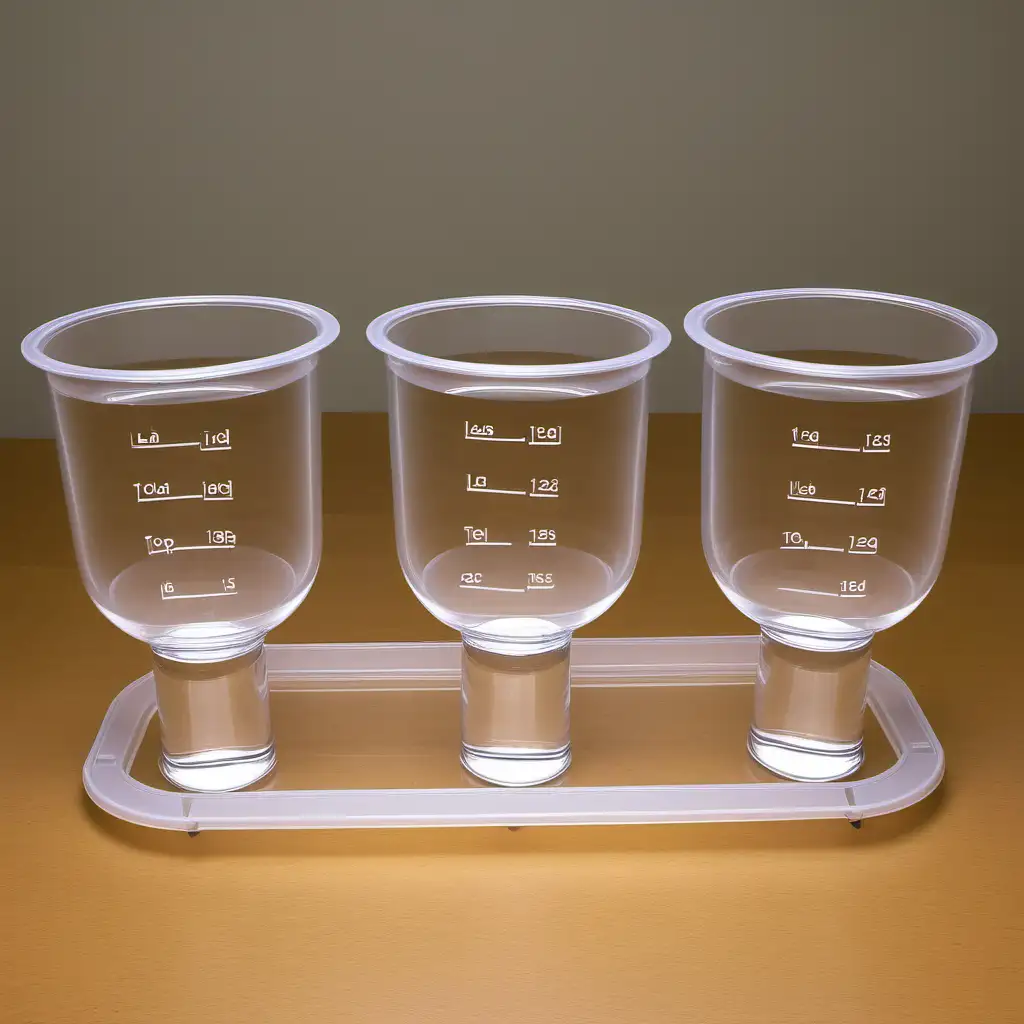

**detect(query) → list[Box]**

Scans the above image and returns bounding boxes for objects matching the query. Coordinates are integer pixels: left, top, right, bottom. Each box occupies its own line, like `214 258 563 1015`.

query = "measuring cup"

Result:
685 288 996 780
368 296 670 786
22 296 339 791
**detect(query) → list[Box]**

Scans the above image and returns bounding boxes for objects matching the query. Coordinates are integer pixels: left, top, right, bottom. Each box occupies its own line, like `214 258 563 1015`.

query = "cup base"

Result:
160 743 276 793
461 743 571 787
748 727 863 782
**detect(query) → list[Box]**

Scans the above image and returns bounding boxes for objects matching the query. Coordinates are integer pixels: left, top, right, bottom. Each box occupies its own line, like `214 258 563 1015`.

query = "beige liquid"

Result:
706 351 971 636
51 362 318 654
391 355 648 638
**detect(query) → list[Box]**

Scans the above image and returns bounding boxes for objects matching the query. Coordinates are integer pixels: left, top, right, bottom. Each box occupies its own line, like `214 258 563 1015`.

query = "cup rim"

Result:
366 295 671 378
683 287 997 379
21 295 340 384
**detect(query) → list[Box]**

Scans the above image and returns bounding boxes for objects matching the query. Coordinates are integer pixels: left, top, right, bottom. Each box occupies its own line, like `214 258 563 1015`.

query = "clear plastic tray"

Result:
84 636 943 831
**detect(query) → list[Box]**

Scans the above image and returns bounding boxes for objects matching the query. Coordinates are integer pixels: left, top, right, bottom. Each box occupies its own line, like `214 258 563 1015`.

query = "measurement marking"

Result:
860 448 890 453
131 439 202 450
465 541 512 547
203 496 234 501
529 427 563 446
779 543 845 552
839 593 867 598
160 590 238 601
779 586 841 598
169 544 236 552
131 440 232 451
458 584 526 593
848 550 877 556
787 495 856 506
855 500 886 507
137 493 203 503
791 443 861 453
467 485 528 495
464 424 525 443
131 432 232 451
529 541 557 547
529 491 559 499
526 584 556 590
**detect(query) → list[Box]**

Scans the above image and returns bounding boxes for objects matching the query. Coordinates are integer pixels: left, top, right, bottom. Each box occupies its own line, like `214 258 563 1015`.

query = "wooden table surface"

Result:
1 414 1020 1023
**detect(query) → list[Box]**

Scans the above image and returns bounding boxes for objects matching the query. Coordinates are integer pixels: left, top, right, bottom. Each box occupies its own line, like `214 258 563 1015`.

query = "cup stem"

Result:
459 631 572 787
748 628 872 781
152 640 276 792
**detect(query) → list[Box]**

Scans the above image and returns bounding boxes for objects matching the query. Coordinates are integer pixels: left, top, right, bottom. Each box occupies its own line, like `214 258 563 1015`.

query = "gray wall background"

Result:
1 0 1019 436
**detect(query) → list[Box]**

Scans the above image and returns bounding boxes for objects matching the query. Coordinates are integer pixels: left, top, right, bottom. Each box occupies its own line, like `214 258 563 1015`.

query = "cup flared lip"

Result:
366 294 671 379
683 287 997 380
21 294 340 384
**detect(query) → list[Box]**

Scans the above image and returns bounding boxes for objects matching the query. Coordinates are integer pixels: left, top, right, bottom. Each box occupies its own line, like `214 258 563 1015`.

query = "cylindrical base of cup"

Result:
152 641 276 792
459 631 572 787
748 628 872 782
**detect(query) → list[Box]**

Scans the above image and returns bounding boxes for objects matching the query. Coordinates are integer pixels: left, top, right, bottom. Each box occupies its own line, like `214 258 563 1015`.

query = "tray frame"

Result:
83 636 944 831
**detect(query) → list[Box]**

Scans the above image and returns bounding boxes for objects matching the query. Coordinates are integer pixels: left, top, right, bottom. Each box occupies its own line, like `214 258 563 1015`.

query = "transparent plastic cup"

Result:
368 296 670 786
685 288 996 781
22 295 339 792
